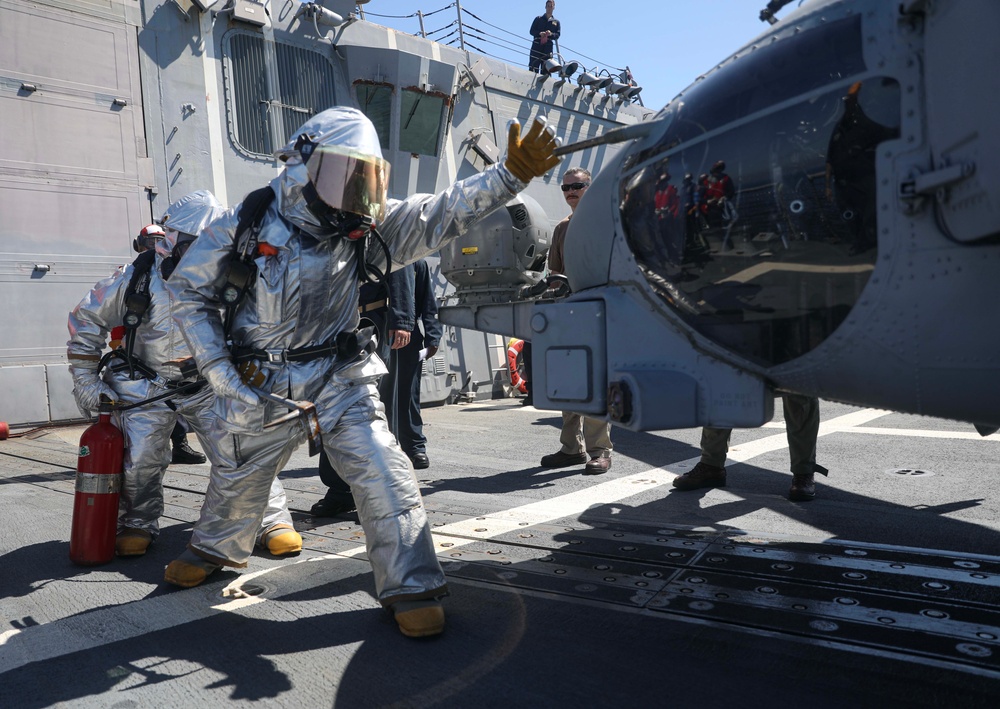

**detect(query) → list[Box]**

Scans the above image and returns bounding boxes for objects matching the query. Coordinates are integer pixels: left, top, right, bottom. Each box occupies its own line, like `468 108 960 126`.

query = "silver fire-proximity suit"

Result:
67 191 294 545
167 107 553 606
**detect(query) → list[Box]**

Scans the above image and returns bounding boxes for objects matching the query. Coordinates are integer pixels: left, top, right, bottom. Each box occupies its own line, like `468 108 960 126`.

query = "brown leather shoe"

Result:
672 462 727 491
789 473 816 501
583 456 612 475
540 450 588 468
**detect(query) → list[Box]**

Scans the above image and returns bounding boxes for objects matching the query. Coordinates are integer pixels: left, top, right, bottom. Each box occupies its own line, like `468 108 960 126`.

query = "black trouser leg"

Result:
395 341 424 456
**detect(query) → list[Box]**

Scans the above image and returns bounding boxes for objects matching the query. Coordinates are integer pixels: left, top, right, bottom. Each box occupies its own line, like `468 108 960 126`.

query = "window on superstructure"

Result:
399 89 445 157
274 42 337 141
224 33 338 158
354 82 393 149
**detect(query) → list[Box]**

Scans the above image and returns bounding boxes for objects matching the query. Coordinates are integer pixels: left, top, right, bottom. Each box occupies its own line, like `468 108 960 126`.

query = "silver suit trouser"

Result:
188 392 447 605
115 381 211 535
116 382 291 539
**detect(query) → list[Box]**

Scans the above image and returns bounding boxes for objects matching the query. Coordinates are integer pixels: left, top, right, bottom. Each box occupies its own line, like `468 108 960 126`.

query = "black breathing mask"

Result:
301 181 372 241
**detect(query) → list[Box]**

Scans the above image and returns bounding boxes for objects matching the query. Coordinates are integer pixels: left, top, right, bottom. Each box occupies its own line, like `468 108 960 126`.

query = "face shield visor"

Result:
157 229 196 262
155 190 223 261
156 229 179 261
303 144 390 225
134 224 165 254
172 234 196 261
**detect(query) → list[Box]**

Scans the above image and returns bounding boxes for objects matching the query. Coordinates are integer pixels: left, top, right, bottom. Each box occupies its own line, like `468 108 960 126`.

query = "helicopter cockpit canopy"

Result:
618 14 900 368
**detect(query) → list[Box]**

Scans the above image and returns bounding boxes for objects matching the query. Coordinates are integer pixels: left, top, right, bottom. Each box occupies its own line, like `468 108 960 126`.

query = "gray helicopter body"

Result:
442 0 1000 432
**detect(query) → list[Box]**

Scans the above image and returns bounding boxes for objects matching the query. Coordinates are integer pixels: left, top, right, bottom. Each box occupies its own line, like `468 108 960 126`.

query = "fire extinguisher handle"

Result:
98 394 116 413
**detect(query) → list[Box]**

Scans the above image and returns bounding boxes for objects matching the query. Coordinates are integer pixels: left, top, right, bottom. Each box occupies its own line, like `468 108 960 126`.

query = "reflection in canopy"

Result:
620 69 900 367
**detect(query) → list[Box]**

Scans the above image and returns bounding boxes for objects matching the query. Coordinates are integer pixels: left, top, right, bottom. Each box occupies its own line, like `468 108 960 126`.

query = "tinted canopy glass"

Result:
621 72 900 367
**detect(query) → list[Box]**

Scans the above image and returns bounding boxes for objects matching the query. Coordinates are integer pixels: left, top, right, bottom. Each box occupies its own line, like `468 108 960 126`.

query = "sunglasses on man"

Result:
561 181 590 192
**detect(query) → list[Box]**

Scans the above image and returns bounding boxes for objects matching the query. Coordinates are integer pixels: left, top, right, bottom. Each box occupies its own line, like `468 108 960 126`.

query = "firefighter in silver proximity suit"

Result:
67 191 303 558
164 106 561 638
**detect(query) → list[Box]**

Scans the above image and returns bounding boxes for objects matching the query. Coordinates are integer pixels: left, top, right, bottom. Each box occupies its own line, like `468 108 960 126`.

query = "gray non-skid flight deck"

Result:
2 399 998 707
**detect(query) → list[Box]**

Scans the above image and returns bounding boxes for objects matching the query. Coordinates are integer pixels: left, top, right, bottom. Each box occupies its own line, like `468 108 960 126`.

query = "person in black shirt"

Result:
393 259 443 469
528 0 561 72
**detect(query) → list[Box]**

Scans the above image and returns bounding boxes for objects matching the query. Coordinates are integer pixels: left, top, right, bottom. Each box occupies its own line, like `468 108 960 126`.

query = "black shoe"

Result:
521 396 534 407
789 474 816 502
310 494 357 517
410 452 430 469
672 462 727 491
172 439 207 465
540 450 588 468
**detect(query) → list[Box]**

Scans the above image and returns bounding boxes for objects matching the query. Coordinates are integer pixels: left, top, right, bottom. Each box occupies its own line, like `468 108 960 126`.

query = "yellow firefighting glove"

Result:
505 117 561 183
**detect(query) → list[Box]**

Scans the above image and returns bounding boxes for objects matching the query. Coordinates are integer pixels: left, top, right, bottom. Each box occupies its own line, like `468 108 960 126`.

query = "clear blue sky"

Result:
358 0 790 110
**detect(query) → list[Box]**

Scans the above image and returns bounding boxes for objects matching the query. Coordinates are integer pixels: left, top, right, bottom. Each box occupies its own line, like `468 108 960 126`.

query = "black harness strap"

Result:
117 249 157 379
232 340 339 365
221 187 276 340
231 326 375 366
219 185 391 362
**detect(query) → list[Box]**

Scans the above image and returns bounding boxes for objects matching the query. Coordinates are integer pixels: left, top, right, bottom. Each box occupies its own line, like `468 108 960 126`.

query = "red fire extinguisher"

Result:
70 398 124 565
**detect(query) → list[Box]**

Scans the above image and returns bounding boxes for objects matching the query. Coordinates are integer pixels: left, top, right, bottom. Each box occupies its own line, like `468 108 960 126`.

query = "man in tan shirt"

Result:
540 167 614 474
